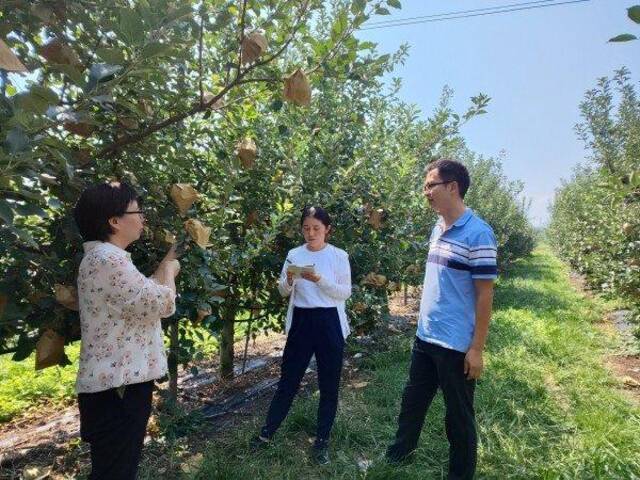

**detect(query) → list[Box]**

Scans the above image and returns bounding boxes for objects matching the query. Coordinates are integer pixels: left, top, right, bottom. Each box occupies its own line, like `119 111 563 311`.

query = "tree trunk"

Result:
220 303 236 380
404 283 408 305
241 312 254 374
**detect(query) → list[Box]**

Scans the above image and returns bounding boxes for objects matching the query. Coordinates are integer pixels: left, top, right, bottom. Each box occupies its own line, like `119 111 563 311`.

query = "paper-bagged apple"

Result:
54 283 79 310
367 208 385 230
283 68 311 106
35 329 65 370
387 281 400 292
155 229 176 245
0 39 27 72
361 272 387 288
405 264 421 276
245 210 259 228
241 32 268 64
64 120 94 137
184 218 211 249
40 38 81 66
236 138 257 168
352 302 367 314
195 305 212 323
170 183 200 215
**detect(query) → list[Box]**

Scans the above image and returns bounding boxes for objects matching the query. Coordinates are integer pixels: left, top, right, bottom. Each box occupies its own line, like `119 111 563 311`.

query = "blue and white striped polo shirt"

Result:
416 208 498 353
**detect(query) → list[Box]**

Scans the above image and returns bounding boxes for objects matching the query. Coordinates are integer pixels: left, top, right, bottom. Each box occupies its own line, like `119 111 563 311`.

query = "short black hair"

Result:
74 182 141 242
300 205 331 228
426 158 470 199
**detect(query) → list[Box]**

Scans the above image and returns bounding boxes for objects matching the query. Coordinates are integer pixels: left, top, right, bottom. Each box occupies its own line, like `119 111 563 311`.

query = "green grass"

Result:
0 344 79 422
164 245 640 479
0 324 221 423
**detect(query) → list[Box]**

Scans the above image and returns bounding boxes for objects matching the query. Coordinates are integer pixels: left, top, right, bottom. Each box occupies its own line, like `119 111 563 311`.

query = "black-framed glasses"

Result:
122 210 144 216
424 180 453 191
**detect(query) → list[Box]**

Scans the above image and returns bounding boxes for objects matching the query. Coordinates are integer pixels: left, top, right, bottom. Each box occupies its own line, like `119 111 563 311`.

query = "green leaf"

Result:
9 225 38 248
357 41 377 51
89 63 123 82
0 200 15 225
6 128 29 153
87 63 123 91
609 34 637 42
351 0 366 15
96 47 126 64
30 85 58 106
331 10 348 41
628 5 640 24
52 64 86 87
15 202 48 218
387 0 402 9
48 197 63 209
142 42 173 58
14 92 49 115
270 99 283 112
166 4 193 23
375 6 391 15
119 8 145 44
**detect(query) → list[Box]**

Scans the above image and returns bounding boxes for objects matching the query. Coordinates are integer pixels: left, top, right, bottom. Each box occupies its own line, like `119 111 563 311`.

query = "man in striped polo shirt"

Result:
387 159 497 479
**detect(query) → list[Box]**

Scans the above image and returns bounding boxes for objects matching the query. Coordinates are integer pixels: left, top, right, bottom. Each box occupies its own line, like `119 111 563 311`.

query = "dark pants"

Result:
387 337 477 480
78 381 154 480
261 306 344 443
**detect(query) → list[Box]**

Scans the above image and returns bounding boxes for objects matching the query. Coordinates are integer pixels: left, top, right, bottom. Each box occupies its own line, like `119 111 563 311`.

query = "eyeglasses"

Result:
424 180 453 192
122 210 144 216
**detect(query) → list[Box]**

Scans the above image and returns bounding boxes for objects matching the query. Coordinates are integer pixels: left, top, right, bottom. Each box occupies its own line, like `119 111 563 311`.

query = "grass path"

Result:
170 245 640 479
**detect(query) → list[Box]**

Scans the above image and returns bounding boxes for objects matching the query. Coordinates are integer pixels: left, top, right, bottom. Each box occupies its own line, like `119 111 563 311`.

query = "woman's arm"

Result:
316 250 352 301
151 246 180 293
278 257 294 297
151 260 179 294
101 252 177 320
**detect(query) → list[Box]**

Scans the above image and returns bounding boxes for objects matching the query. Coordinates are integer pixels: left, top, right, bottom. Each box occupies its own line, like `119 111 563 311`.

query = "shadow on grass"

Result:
501 254 560 282
182 248 640 479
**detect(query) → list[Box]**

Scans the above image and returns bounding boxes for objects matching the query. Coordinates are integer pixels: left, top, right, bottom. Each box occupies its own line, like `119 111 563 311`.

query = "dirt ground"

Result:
0 291 421 479
2 283 636 479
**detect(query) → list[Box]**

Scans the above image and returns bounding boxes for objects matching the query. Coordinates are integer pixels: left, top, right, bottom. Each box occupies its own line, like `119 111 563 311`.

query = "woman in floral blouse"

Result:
73 181 180 480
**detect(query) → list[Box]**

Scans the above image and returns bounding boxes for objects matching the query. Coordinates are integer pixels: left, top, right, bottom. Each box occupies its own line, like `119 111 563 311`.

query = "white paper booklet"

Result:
287 264 316 277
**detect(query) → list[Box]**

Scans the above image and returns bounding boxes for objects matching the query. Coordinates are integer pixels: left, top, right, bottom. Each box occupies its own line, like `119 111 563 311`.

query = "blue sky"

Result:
357 0 640 226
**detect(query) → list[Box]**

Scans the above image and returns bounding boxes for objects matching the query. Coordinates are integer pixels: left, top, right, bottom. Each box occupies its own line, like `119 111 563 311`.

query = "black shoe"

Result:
311 442 330 465
250 434 271 450
385 447 414 465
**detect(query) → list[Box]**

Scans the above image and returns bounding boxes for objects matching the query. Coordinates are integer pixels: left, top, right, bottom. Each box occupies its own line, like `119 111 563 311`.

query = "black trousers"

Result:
261 306 344 443
387 337 477 480
78 380 154 480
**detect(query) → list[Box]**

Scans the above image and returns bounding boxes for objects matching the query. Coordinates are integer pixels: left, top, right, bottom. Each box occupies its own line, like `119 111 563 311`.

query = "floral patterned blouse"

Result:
75 241 176 393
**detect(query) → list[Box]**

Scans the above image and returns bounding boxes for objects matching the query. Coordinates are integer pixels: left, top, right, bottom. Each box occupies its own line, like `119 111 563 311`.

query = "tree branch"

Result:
94 0 311 159
236 0 249 73
198 4 205 107
305 5 368 77
236 77 283 86
247 0 310 71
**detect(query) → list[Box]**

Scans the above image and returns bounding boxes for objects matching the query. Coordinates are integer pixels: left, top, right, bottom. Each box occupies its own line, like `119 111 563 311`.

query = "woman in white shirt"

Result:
252 206 352 465
73 181 180 480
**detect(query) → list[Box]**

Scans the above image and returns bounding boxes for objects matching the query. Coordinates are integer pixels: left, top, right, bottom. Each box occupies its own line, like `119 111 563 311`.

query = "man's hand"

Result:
286 271 294 286
464 347 483 380
300 271 321 283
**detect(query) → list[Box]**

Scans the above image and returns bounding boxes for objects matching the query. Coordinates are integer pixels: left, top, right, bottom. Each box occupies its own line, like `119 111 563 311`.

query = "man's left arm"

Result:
464 279 494 380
